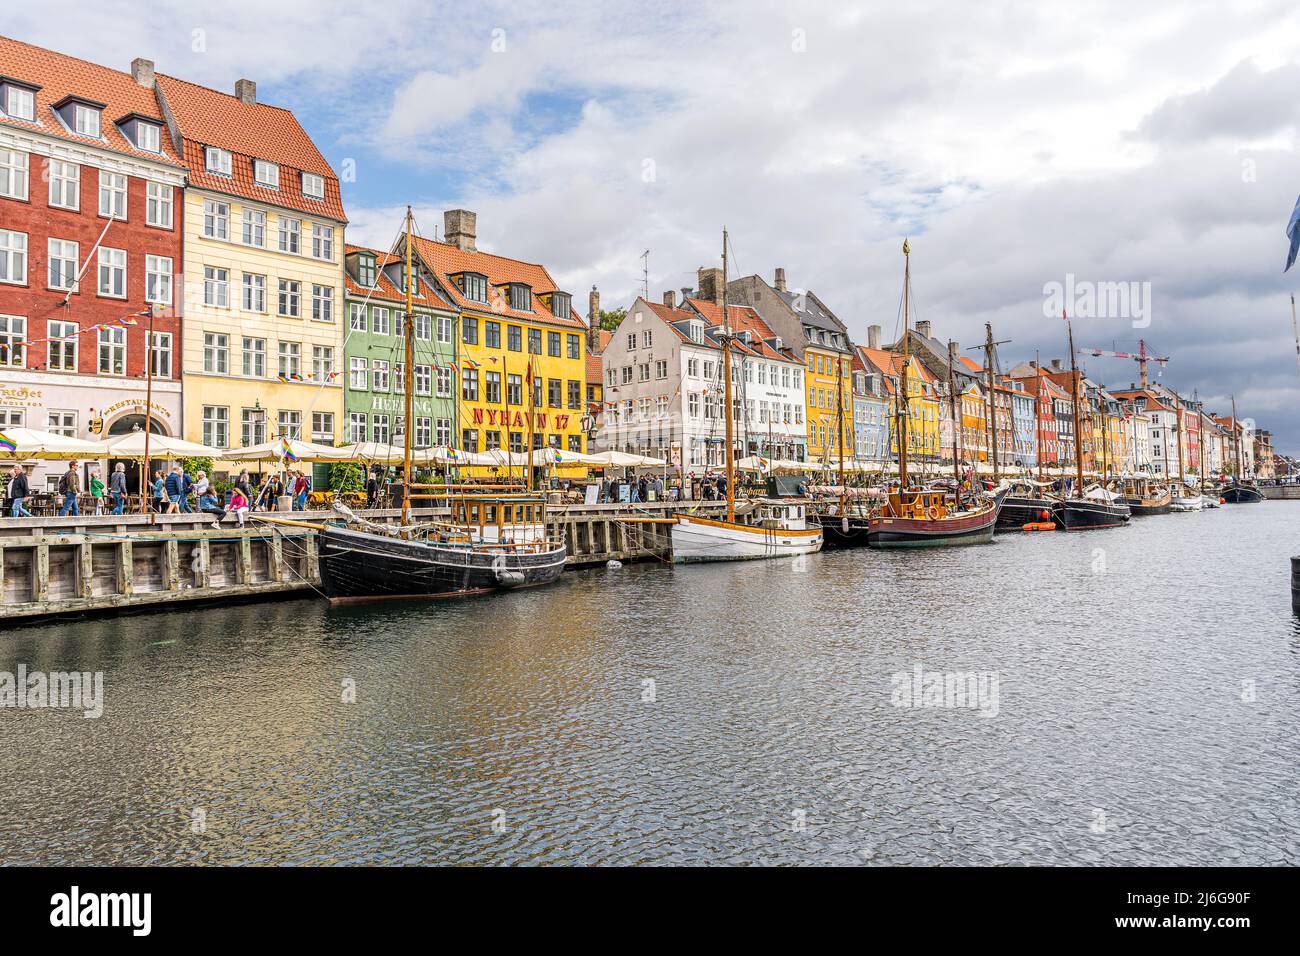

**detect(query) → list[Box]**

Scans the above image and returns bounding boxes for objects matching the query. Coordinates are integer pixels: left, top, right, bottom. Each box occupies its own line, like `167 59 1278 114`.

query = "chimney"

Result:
680 286 692 304
915 320 931 339
444 209 477 252
587 286 601 354
867 324 881 350
1050 358 1063 371
130 57 155 89
774 267 787 292
697 267 723 306
235 78 257 106
663 290 676 309
948 341 959 363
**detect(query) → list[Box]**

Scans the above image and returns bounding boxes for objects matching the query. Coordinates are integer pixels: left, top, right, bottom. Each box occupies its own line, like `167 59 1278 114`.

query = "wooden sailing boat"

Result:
866 240 1001 547
817 343 872 547
670 229 823 562
316 208 568 599
1219 395 1263 503
996 349 1057 530
1051 316 1130 529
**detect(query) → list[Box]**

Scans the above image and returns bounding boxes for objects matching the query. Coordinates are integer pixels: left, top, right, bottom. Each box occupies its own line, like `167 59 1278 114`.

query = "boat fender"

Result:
494 568 526 587
1219 498 1226 504
606 559 623 570
841 517 850 534
1040 510 1051 521
926 505 940 520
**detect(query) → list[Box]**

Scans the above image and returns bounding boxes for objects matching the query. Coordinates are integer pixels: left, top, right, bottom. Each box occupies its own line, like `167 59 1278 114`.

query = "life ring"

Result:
926 505 941 520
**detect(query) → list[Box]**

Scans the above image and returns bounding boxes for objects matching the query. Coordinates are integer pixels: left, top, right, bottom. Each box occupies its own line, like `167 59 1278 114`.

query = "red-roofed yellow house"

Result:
155 72 346 455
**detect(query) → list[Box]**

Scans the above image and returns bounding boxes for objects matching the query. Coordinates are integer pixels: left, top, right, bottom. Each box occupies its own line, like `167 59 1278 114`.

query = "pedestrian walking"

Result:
8 464 32 517
58 462 81 516
109 462 127 514
89 465 105 515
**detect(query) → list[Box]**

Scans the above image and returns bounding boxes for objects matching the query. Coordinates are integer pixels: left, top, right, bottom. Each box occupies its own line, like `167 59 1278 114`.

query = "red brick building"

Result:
1 37 186 490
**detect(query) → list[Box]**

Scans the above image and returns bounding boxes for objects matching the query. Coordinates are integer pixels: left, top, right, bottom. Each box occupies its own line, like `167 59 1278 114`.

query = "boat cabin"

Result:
443 494 550 546
751 501 811 530
885 489 952 521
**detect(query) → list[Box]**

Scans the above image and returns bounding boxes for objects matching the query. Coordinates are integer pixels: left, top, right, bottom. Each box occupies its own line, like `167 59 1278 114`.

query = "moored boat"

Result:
996 479 1058 530
672 500 823 562
1119 476 1172 516
868 486 1002 546
1053 487 1131 529
1220 483 1264 504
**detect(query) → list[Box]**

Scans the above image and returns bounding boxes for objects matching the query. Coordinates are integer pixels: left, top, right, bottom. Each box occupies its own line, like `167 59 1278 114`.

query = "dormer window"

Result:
2 84 35 122
302 172 324 199
461 273 487 303
205 146 232 175
254 160 279 189
688 320 705 345
356 253 377 288
135 121 161 153
508 283 531 312
550 291 571 320
73 104 101 137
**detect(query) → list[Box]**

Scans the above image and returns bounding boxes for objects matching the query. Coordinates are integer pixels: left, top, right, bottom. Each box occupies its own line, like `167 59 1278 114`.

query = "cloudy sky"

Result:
10 1 1300 450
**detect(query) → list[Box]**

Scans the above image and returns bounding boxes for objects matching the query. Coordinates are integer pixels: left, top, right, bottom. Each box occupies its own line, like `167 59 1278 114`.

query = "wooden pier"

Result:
0 501 722 622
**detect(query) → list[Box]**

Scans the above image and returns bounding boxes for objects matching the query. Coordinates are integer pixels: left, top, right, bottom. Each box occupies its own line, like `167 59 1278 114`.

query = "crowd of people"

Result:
2 461 319 526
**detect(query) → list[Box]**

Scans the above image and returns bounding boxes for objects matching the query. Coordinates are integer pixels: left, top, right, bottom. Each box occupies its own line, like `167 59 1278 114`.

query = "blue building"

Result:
853 349 891 467
1009 381 1037 470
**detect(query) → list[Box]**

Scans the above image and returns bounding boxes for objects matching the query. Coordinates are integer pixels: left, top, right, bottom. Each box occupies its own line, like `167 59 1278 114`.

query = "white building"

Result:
598 294 808 473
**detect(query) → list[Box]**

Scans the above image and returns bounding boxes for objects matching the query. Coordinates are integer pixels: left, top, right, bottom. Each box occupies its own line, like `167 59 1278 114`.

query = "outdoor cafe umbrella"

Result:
0 426 104 460
219 436 353 463
93 431 224 459
585 450 667 467
528 447 605 466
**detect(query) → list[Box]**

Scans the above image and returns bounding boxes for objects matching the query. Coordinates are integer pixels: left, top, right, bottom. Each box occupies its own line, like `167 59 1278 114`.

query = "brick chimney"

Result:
915 320 931 339
680 286 692 304
663 290 676 308
774 267 787 292
697 267 723 306
948 341 960 363
130 57 155 89
1050 358 1063 371
444 209 476 252
867 324 881 350
587 285 601 354
235 78 257 105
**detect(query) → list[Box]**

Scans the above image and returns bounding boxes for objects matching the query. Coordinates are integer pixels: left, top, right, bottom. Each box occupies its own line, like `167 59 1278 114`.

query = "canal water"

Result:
2 503 1299 865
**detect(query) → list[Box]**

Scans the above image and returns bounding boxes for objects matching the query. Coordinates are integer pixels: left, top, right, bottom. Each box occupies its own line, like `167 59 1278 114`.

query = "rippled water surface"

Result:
3 503 1299 865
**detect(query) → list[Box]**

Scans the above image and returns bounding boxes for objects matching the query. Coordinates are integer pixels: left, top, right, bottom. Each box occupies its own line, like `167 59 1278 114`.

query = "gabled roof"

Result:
682 298 799 362
343 243 451 309
775 287 850 342
0 36 184 168
408 234 584 330
154 72 345 220
585 353 603 384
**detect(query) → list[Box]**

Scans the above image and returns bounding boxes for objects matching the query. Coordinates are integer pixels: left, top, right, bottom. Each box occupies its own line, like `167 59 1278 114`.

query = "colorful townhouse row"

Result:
594 265 1275 481
0 36 590 489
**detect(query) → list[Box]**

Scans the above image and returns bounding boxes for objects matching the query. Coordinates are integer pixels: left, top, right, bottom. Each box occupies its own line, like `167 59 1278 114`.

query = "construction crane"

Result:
1076 338 1169 388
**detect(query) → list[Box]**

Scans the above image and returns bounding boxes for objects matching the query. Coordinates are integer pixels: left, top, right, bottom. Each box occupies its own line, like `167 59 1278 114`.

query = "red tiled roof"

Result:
0 35 185 168
683 297 799 362
154 73 345 221
597 329 613 352
408 234 584 330
342 243 452 309
586 353 603 383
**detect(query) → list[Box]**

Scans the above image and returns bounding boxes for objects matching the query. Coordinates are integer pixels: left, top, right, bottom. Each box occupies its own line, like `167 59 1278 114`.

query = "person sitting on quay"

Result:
194 470 227 525
109 462 128 515
228 484 250 527
58 461 81 516
8 464 32 518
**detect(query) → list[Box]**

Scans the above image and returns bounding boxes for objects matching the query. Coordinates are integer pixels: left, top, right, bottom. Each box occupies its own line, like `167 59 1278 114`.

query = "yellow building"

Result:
410 214 588 481
959 382 987 463
804 345 854 462
156 74 345 454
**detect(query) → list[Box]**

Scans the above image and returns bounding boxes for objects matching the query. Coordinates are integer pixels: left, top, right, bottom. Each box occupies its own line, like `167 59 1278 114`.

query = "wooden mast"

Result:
1174 399 1185 489
898 239 911 489
984 322 998 485
836 344 847 514
1066 315 1084 497
722 227 735 524
947 341 961 495
402 206 415 526
1034 350 1044 483
1230 394 1242 481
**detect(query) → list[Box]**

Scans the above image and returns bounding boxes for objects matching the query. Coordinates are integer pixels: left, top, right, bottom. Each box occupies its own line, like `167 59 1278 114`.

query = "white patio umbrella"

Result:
338 442 446 465
93 431 224 459
0 426 104 460
586 450 666 467
219 436 352 462
528 447 604 466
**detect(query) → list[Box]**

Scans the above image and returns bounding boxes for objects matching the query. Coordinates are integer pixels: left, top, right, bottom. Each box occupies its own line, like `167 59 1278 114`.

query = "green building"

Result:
343 244 458 462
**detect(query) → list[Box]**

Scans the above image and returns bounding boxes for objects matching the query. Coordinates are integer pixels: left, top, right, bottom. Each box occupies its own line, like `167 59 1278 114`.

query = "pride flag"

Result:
0 431 16 453
281 438 299 463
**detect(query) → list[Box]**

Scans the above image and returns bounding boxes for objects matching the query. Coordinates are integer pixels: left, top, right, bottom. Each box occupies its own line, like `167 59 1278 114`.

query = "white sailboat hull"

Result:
1170 494 1205 512
671 514 823 563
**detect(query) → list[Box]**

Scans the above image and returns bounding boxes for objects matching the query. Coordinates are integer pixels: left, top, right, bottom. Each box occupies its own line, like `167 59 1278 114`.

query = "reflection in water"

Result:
2 504 1299 864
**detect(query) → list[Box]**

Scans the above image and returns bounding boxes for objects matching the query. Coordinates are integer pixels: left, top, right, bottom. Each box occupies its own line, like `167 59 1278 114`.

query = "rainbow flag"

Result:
444 446 459 461
277 374 290 383
289 372 303 381
0 432 16 453
552 448 563 463
463 358 480 370
281 438 299 463
118 316 139 327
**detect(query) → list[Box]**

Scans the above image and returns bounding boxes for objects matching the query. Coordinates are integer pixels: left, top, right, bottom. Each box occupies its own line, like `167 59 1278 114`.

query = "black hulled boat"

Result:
996 480 1058 531
1053 488 1131 529
1119 476 1172 516
1220 482 1264 503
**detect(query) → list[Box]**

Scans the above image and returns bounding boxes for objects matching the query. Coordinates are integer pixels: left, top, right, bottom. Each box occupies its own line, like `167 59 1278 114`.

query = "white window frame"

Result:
202 405 229 448
136 121 161 153
278 217 300 253
47 238 78 291
205 147 232 176
145 181 172 228
48 159 79 210
203 199 229 239
97 247 126 298
348 412 367 443
301 172 324 199
0 148 29 201
242 207 266 247
278 341 301 379
372 359 390 392
311 345 333 382
311 284 333 322
311 223 333 260
204 332 229 374
277 279 300 318
203 265 229 307
4 87 35 122
242 337 266 378
311 411 334 444
145 254 172 305
254 159 279 189
98 171 127 219
73 104 101 137
242 273 266 312
47 319 77 371
349 356 368 390
98 325 127 375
